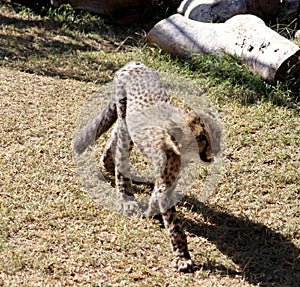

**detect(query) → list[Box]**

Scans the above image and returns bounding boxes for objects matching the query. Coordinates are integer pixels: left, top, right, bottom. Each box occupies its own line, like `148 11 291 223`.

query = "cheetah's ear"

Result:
185 111 205 130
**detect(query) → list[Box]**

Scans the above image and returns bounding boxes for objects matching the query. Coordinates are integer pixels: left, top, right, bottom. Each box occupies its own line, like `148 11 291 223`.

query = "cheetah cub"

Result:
74 61 222 272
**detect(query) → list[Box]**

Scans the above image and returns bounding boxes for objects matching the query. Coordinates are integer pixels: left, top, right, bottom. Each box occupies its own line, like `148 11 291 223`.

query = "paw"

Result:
116 194 141 217
143 204 160 219
142 193 161 218
173 257 194 273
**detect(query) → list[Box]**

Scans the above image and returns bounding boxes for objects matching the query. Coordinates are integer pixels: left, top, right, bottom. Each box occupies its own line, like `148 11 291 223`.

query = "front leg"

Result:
148 149 193 272
162 206 193 272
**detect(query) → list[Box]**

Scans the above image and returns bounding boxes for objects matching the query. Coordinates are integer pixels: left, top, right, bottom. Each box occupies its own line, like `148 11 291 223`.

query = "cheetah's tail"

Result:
73 98 117 156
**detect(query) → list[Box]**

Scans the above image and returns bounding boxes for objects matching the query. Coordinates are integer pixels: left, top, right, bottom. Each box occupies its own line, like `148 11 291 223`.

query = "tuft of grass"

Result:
43 4 77 23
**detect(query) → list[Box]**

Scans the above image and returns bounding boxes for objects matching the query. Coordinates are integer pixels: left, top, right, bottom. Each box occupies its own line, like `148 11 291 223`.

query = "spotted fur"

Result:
74 62 222 272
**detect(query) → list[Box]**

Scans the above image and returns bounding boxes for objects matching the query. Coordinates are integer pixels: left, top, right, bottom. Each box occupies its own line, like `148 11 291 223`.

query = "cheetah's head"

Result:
185 111 222 164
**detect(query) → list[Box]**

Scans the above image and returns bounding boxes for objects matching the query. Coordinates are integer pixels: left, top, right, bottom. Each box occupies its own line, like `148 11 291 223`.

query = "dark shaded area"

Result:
187 1 281 22
1 3 299 106
7 0 176 25
179 197 300 287
0 9 138 83
179 0 299 28
5 0 52 15
185 54 300 108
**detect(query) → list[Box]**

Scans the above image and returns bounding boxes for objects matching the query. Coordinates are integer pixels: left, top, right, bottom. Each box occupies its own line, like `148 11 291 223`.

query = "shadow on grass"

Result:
1 5 299 105
0 11 127 39
0 10 139 82
181 196 300 286
186 54 300 109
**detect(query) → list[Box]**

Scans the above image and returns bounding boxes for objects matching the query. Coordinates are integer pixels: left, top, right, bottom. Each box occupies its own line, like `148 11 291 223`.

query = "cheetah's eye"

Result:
196 134 206 141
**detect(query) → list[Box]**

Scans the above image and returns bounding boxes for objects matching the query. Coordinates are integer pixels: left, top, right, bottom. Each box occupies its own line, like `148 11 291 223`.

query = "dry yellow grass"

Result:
0 4 299 287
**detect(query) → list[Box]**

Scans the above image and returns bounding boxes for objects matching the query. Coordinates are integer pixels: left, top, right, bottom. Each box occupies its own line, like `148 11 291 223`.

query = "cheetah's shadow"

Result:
179 196 300 286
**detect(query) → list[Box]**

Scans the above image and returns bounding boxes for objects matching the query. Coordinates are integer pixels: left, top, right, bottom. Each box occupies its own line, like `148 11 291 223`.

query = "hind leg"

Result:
100 125 117 174
101 124 133 175
114 120 140 216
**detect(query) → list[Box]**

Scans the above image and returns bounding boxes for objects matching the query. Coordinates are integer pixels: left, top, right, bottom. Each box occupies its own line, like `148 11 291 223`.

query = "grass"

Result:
0 3 299 286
